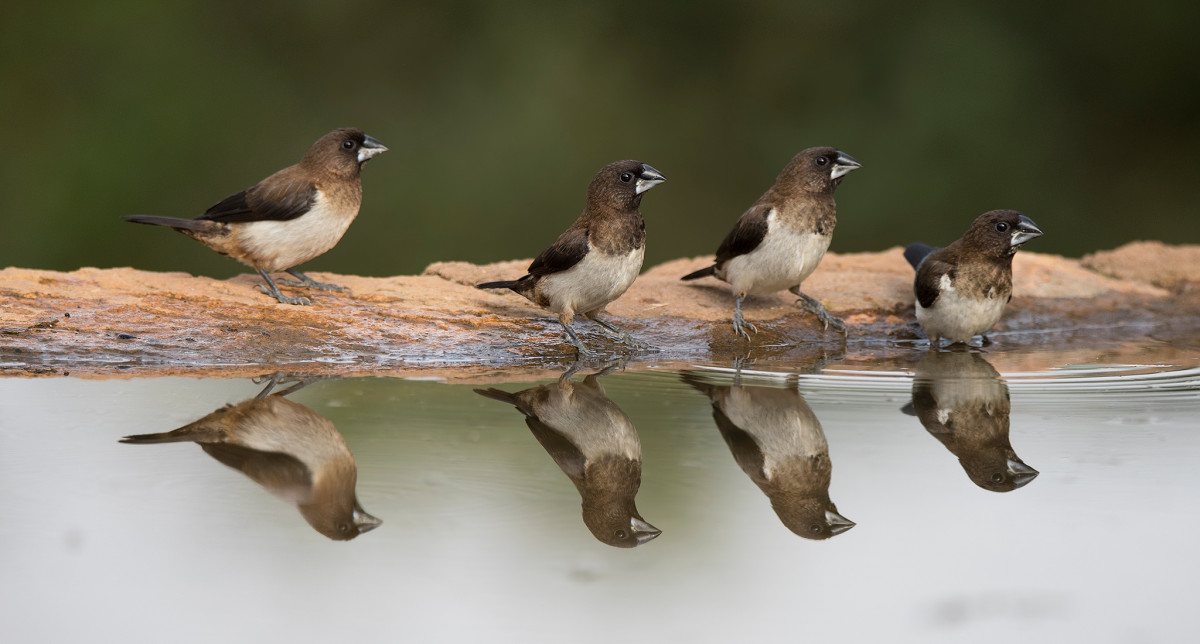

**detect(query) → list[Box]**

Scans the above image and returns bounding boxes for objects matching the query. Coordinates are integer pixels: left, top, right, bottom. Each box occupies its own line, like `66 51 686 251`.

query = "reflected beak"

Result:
353 507 383 533
825 509 856 535
830 151 862 180
635 163 667 195
632 516 662 545
1007 459 1040 488
1011 214 1043 247
358 135 388 163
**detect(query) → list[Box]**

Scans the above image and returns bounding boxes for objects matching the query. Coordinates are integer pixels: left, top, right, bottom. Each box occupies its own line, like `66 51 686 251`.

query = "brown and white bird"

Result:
475 364 661 548
120 376 382 540
682 147 860 339
123 128 387 305
901 350 1039 492
904 209 1043 347
477 160 666 356
683 373 855 540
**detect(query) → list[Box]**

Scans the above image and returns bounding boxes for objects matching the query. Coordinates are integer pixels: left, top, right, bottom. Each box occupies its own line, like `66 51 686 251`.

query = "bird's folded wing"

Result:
528 226 590 276
714 203 771 264
196 171 317 223
915 259 955 308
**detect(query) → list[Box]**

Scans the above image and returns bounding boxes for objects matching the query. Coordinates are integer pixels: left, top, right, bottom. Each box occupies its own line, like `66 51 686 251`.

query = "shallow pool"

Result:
2 346 1198 642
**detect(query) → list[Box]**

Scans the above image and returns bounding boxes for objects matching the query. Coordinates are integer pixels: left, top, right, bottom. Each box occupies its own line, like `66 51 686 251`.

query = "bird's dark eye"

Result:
342 140 356 150
995 222 1009 232
615 529 628 539
338 523 351 533
991 473 1005 483
815 156 829 166
619 172 633 183
809 524 822 534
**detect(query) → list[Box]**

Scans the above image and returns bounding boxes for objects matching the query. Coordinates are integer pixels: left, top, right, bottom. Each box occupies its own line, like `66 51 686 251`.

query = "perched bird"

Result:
475 364 661 548
120 375 382 540
683 373 855 540
123 128 387 305
904 209 1043 346
901 350 1038 492
477 160 666 356
681 147 861 339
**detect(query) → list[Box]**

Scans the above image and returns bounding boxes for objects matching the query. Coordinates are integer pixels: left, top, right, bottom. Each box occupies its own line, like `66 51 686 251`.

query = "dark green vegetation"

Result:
2 2 1197 277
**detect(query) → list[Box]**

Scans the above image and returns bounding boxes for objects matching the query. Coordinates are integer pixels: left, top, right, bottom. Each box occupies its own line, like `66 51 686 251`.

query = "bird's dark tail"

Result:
681 265 716 281
476 280 519 290
473 388 520 405
903 243 938 270
123 214 209 232
120 418 219 444
119 429 193 444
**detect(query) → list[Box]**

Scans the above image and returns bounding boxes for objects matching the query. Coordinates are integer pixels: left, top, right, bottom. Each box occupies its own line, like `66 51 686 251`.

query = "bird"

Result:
476 160 666 357
904 209 1043 347
475 363 661 548
681 147 861 339
683 372 855 540
901 350 1039 492
123 127 387 305
120 374 382 540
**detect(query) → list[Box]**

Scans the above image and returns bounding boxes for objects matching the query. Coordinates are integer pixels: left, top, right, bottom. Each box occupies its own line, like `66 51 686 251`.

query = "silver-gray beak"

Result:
830 150 862 180
1007 458 1040 488
353 507 383 533
357 134 388 163
1011 214 1043 247
635 163 667 195
632 516 662 545
825 509 856 535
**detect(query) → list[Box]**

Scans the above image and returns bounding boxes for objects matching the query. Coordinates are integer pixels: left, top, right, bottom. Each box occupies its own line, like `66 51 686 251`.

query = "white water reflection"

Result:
1 352 1199 643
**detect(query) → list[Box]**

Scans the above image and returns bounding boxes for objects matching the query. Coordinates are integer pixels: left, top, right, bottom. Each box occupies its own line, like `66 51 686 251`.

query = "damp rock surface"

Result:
2 242 1198 379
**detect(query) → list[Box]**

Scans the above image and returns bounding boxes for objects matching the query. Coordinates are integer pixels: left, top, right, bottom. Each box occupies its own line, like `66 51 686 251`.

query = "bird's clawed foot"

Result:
561 322 597 358
281 269 348 292
593 317 659 353
732 310 758 341
792 290 846 335
257 284 313 306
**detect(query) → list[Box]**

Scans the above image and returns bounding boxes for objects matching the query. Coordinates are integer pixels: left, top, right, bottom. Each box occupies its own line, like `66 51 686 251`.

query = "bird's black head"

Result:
780 146 861 194
303 498 383 541
303 127 388 179
962 456 1040 493
582 503 662 548
961 210 1043 257
588 159 667 212
774 499 857 540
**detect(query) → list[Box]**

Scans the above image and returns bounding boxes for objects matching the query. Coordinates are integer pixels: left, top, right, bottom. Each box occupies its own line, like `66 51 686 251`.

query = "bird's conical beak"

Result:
1007 458 1040 488
831 151 862 180
632 516 662 545
825 509 856 536
358 135 388 163
635 163 667 195
353 507 383 533
1011 214 1043 247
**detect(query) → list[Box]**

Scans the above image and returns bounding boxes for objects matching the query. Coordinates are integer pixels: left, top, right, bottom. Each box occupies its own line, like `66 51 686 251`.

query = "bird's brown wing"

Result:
196 168 317 223
714 203 771 265
712 406 769 485
915 258 955 309
528 225 590 277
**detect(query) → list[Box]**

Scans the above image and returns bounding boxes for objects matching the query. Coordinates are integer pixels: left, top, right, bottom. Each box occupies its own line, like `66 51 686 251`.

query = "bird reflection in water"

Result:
902 350 1039 492
475 362 661 548
683 370 855 540
120 374 382 540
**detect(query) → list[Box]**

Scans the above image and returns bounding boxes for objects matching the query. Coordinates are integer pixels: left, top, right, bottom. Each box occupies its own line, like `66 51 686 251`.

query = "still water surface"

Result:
2 348 1199 642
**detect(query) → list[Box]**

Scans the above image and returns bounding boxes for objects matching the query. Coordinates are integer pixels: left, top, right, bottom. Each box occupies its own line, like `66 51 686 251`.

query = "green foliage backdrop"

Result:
2 1 1197 278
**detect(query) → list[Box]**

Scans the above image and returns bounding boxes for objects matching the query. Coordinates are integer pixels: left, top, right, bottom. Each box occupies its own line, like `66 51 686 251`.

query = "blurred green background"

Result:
2 1 1197 279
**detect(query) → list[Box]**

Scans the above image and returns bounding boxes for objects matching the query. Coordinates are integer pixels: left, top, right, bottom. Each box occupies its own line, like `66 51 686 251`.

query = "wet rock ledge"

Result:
2 241 1199 379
